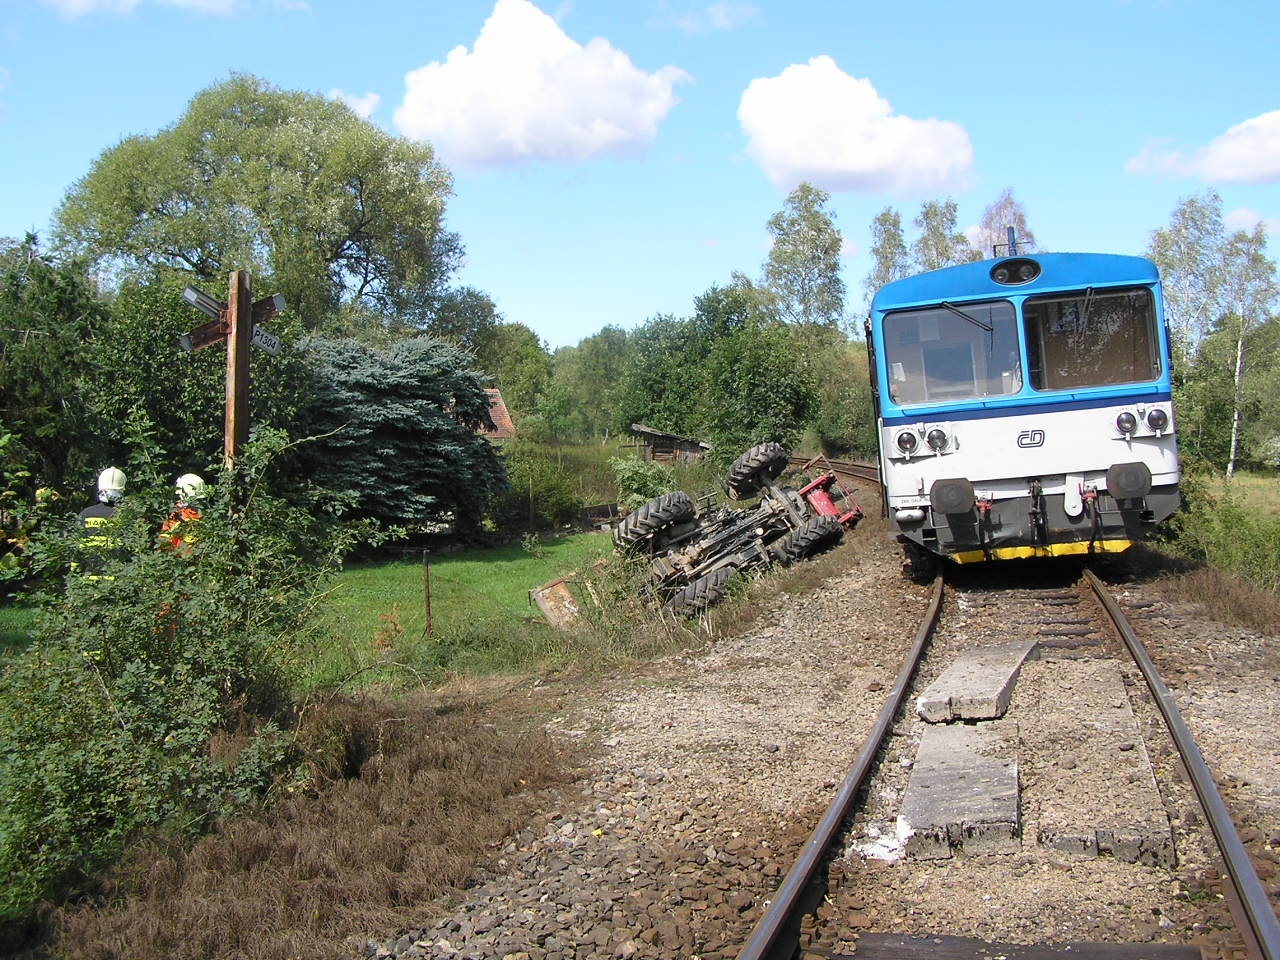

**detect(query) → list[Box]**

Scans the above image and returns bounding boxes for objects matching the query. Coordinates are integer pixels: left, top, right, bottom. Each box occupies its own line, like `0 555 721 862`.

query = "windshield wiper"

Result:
940 301 993 332
1080 287 1095 327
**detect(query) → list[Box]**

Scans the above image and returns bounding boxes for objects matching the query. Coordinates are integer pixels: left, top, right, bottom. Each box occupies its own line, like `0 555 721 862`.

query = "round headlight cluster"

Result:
896 431 919 455
1116 412 1138 435
991 258 1041 285
926 428 949 452
1147 408 1169 431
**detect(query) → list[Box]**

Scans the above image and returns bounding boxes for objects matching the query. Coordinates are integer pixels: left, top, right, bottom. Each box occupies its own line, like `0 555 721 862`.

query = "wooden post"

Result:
421 549 433 639
224 271 252 468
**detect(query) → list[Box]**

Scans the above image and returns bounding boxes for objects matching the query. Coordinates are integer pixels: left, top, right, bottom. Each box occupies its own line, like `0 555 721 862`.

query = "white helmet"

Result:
175 473 206 502
97 466 126 504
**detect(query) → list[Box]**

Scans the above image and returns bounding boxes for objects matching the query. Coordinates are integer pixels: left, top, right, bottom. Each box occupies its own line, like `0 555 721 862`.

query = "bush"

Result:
1161 468 1280 593
0 433 358 939
609 456 675 511
488 443 583 531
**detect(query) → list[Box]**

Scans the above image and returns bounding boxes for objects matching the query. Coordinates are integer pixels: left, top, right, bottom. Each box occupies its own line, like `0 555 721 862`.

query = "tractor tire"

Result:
613 491 696 551
663 565 734 616
780 514 844 563
725 442 789 501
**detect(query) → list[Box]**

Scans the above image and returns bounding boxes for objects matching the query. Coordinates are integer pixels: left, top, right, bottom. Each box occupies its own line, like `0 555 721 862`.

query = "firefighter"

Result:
160 472 205 553
77 466 126 578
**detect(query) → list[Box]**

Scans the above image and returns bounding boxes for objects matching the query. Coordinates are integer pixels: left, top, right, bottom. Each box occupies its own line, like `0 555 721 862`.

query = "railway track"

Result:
789 455 880 489
736 569 1280 960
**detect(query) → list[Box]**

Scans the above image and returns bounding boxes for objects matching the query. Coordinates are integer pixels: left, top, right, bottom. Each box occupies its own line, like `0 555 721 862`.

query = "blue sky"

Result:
2 0 1277 349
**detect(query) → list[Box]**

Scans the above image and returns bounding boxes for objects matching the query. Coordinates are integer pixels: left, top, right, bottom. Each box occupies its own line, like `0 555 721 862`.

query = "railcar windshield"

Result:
882 300 1020 405
1023 287 1160 390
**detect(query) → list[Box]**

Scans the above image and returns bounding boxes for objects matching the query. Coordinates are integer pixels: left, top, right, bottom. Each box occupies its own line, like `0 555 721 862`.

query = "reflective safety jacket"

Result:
160 505 201 553
77 502 121 579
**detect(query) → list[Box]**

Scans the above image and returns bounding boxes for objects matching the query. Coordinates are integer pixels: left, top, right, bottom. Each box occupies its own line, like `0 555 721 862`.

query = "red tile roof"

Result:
481 388 516 440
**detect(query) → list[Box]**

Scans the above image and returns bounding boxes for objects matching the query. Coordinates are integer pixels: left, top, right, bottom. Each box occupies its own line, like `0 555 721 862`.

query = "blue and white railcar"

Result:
866 253 1180 569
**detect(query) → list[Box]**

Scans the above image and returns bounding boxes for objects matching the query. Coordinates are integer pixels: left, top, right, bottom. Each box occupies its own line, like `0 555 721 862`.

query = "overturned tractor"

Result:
613 443 863 615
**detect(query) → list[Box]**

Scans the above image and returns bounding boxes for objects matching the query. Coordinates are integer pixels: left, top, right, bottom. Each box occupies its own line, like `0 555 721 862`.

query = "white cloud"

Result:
42 0 141 17
159 0 240 12
676 2 759 33
331 88 380 119
393 0 688 170
1126 111 1280 184
42 0 241 16
737 56 972 196
1225 206 1280 239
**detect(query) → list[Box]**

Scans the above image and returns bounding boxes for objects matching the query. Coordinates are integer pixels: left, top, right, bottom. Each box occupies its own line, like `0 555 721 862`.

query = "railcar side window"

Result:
882 301 1019 404
1023 287 1159 391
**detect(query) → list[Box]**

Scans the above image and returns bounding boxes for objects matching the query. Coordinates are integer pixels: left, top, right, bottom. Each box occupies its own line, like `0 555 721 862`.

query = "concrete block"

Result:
916 640 1039 723
1020 658 1175 868
899 721 1020 859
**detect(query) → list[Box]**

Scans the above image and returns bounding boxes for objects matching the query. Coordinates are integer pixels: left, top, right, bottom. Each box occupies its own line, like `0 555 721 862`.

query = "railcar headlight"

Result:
990 258 1041 285
896 431 919 455
1147 408 1169 432
1116 412 1138 435
926 428 948 452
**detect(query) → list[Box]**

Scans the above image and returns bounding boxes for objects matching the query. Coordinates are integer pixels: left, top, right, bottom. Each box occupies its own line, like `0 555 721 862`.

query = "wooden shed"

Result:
628 423 713 464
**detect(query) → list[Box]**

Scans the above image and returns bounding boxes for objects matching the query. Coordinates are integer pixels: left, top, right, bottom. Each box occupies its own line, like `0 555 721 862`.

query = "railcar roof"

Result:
871 252 1159 311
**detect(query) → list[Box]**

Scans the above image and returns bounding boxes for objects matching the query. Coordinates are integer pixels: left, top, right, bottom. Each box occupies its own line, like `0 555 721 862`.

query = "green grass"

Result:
308 531 615 689
1213 469 1280 516
0 604 36 661
0 533 622 684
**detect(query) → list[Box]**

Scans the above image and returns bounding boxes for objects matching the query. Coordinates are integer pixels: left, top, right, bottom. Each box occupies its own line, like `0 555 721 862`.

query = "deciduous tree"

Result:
762 183 846 329
54 74 461 335
0 237 109 493
862 207 911 311
971 188 1037 259
473 323 552 421
1147 191 1227 364
911 198 976 272
1220 223 1278 477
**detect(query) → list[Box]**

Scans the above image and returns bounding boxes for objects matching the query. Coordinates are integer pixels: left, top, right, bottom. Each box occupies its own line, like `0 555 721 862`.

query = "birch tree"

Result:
971 188 1038 258
862 207 911 311
912 199 977 272
1146 191 1227 366
763 183 846 329
1221 224 1278 478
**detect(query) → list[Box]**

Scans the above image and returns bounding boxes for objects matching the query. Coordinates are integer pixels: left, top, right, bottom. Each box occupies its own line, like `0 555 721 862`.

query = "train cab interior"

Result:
883 287 1161 406
884 301 1021 405
1023 287 1161 390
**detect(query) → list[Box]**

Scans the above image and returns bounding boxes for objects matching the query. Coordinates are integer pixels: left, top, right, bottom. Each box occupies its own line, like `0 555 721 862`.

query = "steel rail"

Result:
1083 569 1280 960
736 574 945 960
790 456 880 487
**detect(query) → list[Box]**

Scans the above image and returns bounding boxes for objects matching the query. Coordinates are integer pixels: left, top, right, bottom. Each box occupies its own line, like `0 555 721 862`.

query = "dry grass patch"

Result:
1157 565 1280 636
53 692 575 960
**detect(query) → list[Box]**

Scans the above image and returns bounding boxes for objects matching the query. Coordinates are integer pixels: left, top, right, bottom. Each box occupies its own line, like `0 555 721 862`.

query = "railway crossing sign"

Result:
177 274 286 466
179 287 283 355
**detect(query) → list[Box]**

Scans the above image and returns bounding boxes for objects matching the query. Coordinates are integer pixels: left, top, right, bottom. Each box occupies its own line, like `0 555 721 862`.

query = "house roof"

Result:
481 388 516 440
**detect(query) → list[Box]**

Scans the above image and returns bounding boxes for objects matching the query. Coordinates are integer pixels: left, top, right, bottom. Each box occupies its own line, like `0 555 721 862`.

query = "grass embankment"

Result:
310 531 618 690
54 694 572 960
1150 467 1280 626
